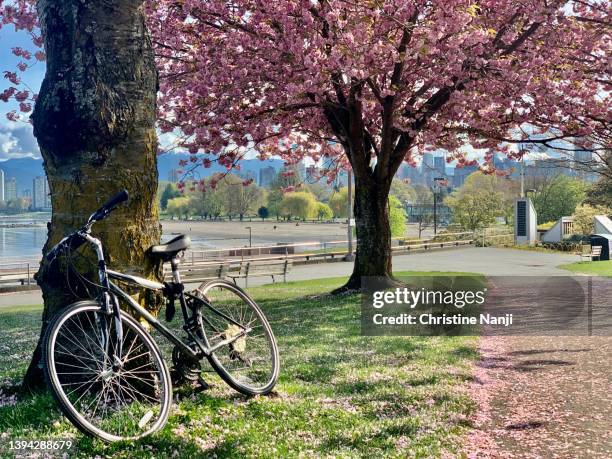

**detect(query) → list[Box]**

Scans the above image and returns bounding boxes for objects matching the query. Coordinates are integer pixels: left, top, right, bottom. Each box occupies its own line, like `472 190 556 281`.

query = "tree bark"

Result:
22 0 161 392
337 173 398 292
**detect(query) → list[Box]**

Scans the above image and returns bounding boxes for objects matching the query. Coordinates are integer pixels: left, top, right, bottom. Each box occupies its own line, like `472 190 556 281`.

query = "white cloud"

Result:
0 120 40 160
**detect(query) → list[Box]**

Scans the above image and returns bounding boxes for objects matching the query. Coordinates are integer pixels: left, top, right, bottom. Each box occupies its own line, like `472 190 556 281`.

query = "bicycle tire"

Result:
43 301 172 442
194 280 280 395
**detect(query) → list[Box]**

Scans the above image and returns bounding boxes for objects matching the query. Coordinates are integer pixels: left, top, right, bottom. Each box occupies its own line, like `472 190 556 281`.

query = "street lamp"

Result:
245 226 252 247
432 177 447 235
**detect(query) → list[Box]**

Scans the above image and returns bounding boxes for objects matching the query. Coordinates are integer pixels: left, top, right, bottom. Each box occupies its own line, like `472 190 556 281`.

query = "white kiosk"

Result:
515 198 537 245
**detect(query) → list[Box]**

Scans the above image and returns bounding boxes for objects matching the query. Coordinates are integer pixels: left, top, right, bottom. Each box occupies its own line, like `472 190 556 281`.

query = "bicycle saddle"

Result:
150 234 191 260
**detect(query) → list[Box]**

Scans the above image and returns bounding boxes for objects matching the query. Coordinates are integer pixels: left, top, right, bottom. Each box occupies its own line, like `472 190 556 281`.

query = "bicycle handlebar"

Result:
90 190 129 223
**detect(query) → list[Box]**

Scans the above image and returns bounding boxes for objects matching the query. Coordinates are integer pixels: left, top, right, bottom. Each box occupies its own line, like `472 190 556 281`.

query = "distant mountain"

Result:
0 157 45 194
0 154 286 195
157 153 285 182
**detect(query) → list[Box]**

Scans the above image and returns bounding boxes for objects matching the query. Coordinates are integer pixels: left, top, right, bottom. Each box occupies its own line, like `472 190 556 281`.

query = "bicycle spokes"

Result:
46 305 170 440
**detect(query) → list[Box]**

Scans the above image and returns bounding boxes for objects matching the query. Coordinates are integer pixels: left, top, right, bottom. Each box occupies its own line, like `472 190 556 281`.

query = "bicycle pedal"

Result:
185 376 208 393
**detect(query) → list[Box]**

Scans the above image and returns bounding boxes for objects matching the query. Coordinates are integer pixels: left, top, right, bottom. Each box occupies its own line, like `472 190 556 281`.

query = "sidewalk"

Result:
0 247 579 307
469 335 612 458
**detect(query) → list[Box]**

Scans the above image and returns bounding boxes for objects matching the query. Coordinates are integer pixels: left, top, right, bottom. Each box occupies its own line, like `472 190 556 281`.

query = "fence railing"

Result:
0 236 478 287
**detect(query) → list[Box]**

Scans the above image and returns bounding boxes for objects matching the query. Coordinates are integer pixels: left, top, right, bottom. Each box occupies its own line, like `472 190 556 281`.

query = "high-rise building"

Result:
452 165 478 188
422 152 435 171
5 177 17 201
433 155 446 175
168 169 179 183
258 166 276 187
0 168 4 202
573 148 597 181
574 148 593 164
33 176 51 210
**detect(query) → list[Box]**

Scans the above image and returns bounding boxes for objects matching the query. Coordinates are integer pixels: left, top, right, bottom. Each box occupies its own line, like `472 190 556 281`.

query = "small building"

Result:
515 198 537 245
594 215 612 235
541 216 574 243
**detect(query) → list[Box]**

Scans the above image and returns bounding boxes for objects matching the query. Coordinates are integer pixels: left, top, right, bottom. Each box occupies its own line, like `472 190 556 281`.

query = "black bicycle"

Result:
42 190 279 442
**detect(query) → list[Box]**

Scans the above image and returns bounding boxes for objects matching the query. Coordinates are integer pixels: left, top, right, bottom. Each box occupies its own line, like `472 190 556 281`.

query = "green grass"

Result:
558 260 612 277
0 273 481 458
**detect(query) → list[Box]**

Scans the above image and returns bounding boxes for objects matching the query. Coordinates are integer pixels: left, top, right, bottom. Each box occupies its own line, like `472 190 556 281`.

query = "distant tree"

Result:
257 206 269 221
412 184 434 238
267 169 304 219
446 173 504 231
389 196 407 238
390 179 416 205
315 202 333 221
280 192 316 220
167 196 191 220
584 175 612 208
306 182 332 203
531 175 588 224
329 187 348 219
160 183 180 210
572 204 612 235
3 198 30 213
497 178 521 225
218 174 264 220
202 189 224 220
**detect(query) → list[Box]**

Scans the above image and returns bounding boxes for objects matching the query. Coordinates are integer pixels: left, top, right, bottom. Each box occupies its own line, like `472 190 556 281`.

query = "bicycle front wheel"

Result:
43 301 172 442
192 280 279 395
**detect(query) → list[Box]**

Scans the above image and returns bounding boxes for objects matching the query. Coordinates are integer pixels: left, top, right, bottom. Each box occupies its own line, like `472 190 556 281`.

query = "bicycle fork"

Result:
86 232 124 373
98 291 124 374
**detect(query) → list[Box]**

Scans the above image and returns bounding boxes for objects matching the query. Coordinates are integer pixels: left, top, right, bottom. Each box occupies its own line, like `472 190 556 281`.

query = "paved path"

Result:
0 247 578 308
469 335 612 458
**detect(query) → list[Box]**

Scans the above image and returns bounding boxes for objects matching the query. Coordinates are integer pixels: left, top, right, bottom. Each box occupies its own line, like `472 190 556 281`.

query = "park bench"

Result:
229 259 292 287
165 261 230 283
579 245 602 261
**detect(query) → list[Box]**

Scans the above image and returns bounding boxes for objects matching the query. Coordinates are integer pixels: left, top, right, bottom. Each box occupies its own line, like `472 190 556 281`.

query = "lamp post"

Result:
245 226 252 247
432 177 447 235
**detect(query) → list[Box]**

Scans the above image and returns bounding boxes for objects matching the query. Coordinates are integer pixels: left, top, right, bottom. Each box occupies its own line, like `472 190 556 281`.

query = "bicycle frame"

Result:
83 233 250 365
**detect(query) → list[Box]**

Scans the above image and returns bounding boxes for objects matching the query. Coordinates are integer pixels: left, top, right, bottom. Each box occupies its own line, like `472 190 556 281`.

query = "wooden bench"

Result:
229 259 292 287
165 262 230 283
580 245 602 261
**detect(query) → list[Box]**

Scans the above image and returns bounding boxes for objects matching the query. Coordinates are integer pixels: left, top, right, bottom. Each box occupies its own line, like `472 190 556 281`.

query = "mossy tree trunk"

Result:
22 0 161 392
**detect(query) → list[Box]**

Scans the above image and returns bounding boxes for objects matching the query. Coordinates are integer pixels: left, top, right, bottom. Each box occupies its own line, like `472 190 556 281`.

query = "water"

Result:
0 215 219 263
0 216 49 262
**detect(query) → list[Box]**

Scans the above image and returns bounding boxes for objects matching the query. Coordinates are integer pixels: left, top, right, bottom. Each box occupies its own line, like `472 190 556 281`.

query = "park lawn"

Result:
0 273 480 458
558 260 612 277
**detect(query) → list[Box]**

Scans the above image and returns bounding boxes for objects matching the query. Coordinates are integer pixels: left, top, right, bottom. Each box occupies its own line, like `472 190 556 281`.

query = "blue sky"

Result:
0 24 45 161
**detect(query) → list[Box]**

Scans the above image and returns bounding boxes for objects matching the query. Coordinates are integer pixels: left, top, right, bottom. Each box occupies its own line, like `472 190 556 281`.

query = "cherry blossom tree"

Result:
2 1 610 294
149 0 610 289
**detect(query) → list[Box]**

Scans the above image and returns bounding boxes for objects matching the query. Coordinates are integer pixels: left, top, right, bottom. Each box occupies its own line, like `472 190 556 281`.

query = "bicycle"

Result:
42 190 280 442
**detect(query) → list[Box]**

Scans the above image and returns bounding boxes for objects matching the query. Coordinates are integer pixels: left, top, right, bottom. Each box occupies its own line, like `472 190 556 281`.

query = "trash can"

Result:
589 234 612 260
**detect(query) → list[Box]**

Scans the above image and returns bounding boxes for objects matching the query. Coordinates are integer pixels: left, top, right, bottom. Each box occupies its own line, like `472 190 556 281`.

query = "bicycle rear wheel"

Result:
43 301 172 442
192 280 279 395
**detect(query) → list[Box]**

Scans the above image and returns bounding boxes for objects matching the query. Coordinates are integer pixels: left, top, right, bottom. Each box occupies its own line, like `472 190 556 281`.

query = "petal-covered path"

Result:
467 335 611 458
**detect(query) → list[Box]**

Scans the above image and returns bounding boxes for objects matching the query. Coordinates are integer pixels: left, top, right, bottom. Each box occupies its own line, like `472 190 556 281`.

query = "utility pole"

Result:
344 169 355 261
433 191 438 235
245 226 252 247
520 158 525 198
432 177 446 235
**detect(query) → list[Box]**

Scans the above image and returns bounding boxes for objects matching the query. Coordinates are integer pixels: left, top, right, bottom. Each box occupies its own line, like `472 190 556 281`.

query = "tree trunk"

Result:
337 175 397 292
22 0 160 392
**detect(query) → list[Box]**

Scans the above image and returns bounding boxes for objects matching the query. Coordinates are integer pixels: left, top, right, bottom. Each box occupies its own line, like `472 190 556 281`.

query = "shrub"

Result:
537 221 556 231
